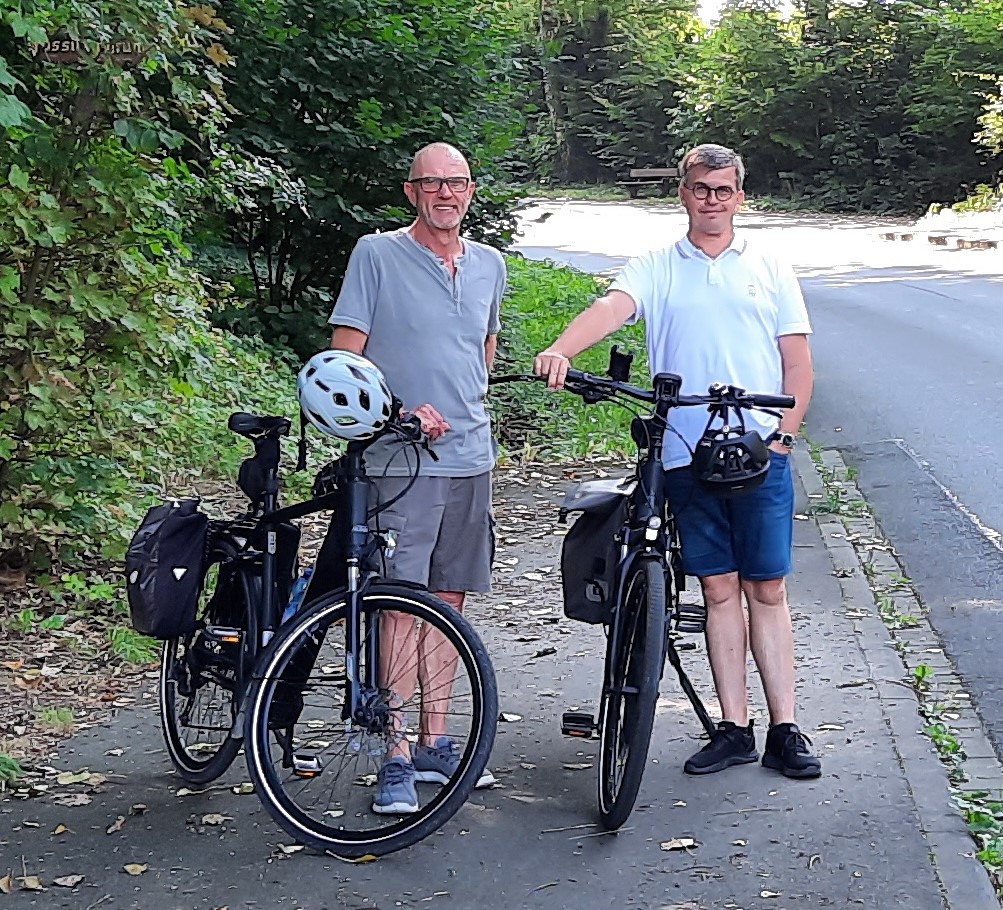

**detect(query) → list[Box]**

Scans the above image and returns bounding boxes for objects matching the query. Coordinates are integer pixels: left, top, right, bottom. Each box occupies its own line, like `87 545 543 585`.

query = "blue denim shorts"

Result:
663 451 794 581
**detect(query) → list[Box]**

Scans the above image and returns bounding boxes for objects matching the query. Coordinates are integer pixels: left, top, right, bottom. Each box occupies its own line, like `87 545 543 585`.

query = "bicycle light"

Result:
645 516 661 541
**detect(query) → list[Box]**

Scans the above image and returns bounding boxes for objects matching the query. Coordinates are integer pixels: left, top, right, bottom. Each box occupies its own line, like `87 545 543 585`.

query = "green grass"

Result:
107 626 160 664
0 753 22 785
37 707 75 734
494 255 649 459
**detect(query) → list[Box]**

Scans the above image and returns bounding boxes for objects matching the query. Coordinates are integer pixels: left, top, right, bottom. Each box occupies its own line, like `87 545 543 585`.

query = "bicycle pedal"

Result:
561 711 597 739
203 625 243 645
291 754 322 778
674 603 707 634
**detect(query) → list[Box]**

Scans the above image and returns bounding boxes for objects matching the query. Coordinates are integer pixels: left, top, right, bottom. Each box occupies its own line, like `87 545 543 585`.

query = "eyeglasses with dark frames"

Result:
685 181 736 202
407 176 472 193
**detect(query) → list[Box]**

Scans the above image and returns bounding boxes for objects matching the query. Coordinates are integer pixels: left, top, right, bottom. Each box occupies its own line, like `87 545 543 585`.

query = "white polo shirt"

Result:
610 233 812 470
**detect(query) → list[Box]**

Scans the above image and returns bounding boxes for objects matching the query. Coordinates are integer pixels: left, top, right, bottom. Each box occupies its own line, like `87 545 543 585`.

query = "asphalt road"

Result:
514 198 1003 760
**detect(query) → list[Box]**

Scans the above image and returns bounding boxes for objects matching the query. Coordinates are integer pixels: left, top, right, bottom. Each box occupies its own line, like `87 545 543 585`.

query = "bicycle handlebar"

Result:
489 369 795 412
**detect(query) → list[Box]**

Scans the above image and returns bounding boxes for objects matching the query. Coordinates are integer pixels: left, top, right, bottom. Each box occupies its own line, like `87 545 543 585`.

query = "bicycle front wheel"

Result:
244 583 497 857
160 538 256 783
597 558 666 830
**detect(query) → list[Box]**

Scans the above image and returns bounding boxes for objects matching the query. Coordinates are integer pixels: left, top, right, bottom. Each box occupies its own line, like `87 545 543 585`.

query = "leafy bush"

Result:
0 3 301 571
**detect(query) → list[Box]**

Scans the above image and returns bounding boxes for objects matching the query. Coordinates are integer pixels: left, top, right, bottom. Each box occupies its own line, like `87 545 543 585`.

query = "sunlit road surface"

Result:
513 198 1002 279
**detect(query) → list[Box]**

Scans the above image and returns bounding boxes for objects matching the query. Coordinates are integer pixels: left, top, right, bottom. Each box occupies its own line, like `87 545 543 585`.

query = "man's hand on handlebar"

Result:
405 403 450 441
533 349 572 390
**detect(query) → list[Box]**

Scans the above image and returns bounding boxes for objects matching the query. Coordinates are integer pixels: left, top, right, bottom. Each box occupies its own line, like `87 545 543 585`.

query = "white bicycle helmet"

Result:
297 350 393 441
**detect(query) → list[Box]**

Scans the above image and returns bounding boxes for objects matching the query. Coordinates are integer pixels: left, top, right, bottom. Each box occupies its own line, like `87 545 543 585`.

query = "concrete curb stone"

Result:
793 445 1001 909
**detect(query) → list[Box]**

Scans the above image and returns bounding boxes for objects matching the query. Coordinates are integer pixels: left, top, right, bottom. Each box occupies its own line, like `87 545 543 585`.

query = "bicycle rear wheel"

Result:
159 538 256 783
597 557 666 830
244 583 497 857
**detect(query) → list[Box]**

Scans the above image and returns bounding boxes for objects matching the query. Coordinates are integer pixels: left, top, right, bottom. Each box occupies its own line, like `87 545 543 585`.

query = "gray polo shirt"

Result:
329 228 505 477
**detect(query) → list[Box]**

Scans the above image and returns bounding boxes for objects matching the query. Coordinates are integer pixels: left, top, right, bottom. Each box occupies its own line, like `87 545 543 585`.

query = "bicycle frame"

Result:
236 434 415 736
597 372 720 741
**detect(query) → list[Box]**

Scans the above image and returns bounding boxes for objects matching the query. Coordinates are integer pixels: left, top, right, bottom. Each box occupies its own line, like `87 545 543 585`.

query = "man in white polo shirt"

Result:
534 143 820 780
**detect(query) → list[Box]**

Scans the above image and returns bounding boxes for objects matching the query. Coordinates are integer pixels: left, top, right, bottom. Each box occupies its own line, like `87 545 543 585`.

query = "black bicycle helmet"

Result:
692 426 771 498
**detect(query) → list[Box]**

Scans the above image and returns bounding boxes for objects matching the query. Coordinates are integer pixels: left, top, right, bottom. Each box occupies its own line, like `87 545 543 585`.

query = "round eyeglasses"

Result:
686 181 736 202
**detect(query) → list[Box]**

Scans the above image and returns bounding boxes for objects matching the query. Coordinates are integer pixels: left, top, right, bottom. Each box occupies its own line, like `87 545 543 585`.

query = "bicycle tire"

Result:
597 557 666 830
159 537 257 783
244 583 497 857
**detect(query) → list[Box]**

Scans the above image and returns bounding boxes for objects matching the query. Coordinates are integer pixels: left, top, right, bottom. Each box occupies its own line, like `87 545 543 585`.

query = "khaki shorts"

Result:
368 473 493 594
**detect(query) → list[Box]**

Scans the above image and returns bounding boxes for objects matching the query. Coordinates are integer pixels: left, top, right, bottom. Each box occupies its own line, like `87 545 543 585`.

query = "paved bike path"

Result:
1 459 997 909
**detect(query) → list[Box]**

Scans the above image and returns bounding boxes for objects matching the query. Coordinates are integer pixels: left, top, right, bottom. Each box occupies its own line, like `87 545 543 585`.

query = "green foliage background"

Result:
4 0 1003 578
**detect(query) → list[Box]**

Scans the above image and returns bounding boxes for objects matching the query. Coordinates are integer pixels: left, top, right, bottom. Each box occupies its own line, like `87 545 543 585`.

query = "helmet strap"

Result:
296 409 309 471
702 401 747 439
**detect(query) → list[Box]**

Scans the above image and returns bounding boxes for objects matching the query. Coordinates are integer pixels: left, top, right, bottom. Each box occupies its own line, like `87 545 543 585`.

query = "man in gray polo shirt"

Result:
329 142 505 814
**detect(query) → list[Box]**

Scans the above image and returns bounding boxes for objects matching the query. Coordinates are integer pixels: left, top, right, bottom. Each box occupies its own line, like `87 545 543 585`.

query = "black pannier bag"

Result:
560 478 633 624
125 499 209 639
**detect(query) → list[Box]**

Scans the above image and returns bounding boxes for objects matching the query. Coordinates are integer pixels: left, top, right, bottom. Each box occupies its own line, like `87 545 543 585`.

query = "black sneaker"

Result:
762 723 822 779
683 720 758 775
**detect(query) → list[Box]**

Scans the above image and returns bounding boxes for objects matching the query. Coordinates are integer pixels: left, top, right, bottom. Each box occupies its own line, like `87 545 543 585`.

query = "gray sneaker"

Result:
413 736 496 788
371 757 418 815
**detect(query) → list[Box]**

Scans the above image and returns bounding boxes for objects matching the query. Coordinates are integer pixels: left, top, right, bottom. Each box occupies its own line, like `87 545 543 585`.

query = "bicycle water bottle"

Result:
283 568 313 624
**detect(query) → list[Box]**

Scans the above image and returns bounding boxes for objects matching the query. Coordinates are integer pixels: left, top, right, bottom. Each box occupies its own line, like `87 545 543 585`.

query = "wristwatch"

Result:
776 432 796 449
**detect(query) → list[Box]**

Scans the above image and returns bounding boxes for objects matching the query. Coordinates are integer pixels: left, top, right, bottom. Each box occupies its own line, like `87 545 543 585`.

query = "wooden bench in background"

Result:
617 167 679 199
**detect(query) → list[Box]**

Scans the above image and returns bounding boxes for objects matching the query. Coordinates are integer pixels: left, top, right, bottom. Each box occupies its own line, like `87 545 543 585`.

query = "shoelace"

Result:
786 730 814 754
380 762 412 786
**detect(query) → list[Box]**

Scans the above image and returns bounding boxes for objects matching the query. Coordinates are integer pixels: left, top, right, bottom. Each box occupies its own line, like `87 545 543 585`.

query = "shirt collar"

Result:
675 231 747 260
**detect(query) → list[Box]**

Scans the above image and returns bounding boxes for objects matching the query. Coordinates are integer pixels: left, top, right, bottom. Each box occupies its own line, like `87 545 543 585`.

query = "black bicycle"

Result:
158 406 497 857
491 348 793 829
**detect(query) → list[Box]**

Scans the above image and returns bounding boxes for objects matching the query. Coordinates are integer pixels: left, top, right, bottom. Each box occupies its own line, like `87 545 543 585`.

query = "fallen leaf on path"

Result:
52 794 91 807
232 782 255 795
732 839 748 846
277 844 305 855
201 813 231 826
529 647 557 660
53 874 84 887
562 762 592 770
106 816 126 834
660 837 697 852
52 824 69 835
123 863 148 876
760 890 781 898
499 712 522 722
0 874 12 894
56 771 90 786
324 850 376 863
130 804 148 815
17 875 45 892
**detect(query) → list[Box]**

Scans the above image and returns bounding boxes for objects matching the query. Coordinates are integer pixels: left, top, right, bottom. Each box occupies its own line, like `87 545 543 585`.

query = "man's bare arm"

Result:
775 333 813 450
485 333 498 371
534 290 637 388
330 326 368 353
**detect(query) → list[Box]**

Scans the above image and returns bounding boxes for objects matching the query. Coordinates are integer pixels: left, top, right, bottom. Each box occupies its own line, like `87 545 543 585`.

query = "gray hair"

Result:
679 143 745 189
